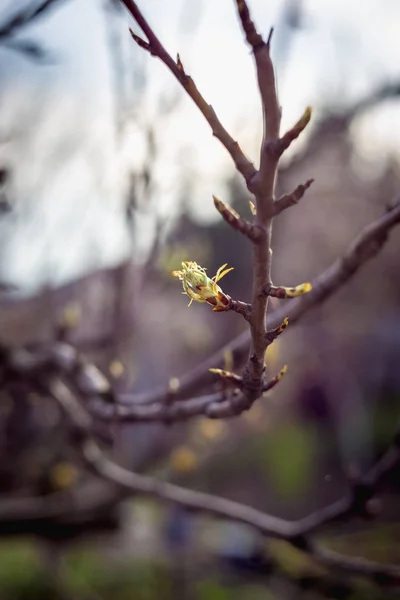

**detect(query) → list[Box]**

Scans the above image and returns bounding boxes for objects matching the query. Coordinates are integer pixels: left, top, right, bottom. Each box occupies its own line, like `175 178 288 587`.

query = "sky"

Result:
0 0 399 292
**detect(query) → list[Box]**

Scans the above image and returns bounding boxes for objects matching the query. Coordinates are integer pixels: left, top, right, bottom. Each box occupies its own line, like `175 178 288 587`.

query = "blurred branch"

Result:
0 0 67 59
43 374 400 584
0 481 124 535
120 0 257 185
0 328 398 581
346 81 400 120
0 0 66 37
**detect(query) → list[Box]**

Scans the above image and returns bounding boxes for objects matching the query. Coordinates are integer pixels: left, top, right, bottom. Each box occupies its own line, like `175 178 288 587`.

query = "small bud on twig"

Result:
266 316 289 344
275 107 312 157
267 283 312 299
209 368 243 388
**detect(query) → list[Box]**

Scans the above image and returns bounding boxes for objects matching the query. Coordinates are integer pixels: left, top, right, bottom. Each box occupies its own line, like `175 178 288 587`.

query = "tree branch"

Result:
116 197 400 409
119 0 257 185
274 178 314 216
47 375 400 584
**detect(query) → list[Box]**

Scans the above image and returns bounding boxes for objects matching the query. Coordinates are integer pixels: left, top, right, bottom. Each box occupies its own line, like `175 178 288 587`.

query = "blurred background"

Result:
0 0 400 598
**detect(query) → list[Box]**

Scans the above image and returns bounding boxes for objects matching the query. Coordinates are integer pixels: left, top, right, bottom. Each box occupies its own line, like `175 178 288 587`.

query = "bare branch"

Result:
274 178 314 216
213 195 262 243
48 376 400 584
231 1 281 406
306 540 400 584
274 106 312 157
227 298 252 321
91 365 288 423
120 0 257 185
234 0 265 50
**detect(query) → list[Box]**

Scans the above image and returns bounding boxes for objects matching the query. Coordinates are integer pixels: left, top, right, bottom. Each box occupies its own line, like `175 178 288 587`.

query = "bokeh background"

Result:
0 0 400 598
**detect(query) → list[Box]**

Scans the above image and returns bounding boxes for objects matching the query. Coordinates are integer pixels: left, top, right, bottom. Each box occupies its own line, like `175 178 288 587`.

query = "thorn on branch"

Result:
275 106 312 157
274 179 314 216
235 0 265 50
265 317 289 344
213 195 262 242
266 282 312 299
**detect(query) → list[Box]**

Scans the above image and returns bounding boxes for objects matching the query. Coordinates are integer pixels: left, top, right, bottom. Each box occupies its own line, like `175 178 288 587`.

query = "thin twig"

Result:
274 178 314 216
120 0 257 185
213 195 262 243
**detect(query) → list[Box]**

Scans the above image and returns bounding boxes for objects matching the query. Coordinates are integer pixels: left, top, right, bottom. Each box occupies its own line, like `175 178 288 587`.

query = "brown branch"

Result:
91 365 288 422
213 195 262 243
48 376 400 584
227 298 252 321
231 1 282 410
274 178 314 216
120 0 257 185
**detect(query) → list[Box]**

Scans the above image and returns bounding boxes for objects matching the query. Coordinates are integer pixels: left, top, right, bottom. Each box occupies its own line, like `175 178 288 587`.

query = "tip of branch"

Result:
263 365 288 393
300 106 312 128
235 0 264 50
270 106 313 158
213 194 224 210
266 27 274 48
249 200 256 216
176 53 184 72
